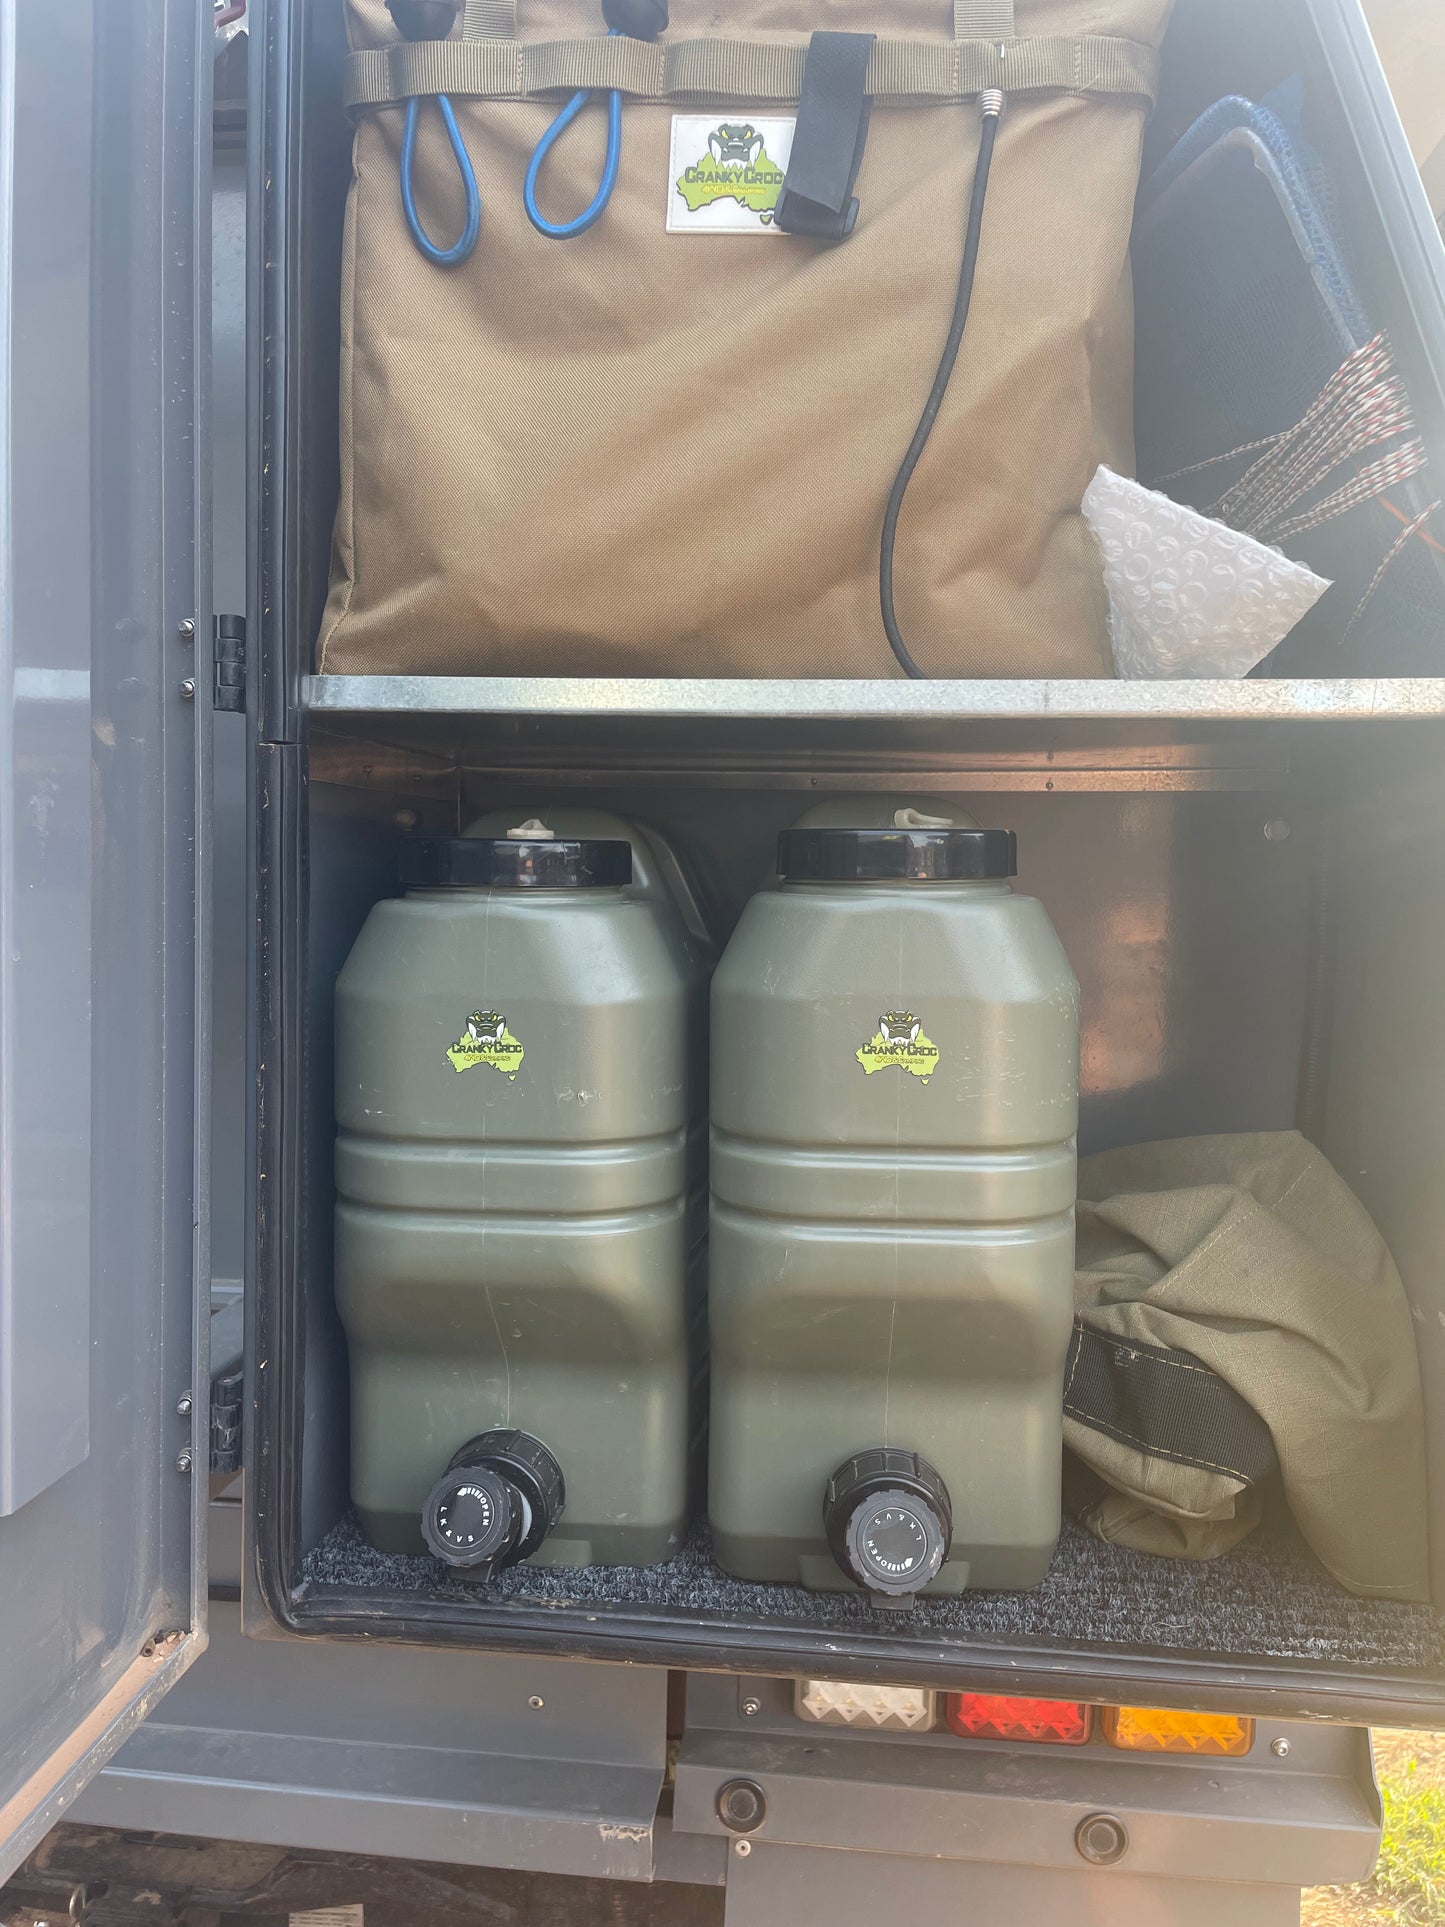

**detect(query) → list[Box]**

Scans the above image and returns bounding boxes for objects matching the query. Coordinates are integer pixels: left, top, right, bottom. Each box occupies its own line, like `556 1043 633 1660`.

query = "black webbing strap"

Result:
1064 1318 1278 1487
774 31 876 243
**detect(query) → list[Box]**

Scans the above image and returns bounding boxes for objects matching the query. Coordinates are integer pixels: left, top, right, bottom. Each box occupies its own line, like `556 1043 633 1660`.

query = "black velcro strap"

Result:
774 31 875 243
1064 1318 1278 1487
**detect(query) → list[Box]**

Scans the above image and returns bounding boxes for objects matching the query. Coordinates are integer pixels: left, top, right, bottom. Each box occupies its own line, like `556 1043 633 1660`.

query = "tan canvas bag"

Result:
319 0 1171 678
1065 1133 1431 1603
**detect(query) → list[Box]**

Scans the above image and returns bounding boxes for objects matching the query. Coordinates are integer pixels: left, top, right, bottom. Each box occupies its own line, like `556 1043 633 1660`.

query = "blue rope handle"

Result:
400 92 482 266
523 30 623 239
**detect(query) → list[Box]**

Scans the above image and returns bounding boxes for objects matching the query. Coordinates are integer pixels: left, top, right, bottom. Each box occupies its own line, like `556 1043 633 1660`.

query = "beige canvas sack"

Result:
1065 1133 1431 1603
319 0 1171 678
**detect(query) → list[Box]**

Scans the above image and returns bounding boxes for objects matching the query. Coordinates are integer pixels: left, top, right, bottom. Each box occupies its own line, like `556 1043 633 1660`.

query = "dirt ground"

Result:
1302 1732 1445 1926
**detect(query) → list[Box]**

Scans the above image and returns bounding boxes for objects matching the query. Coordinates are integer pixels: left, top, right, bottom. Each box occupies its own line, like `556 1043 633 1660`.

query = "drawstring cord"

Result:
400 91 483 266
390 2 481 266
524 30 624 239
392 0 664 257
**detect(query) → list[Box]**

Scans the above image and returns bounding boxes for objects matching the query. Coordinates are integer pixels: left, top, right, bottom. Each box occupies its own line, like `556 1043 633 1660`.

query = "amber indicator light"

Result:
1103 1706 1254 1756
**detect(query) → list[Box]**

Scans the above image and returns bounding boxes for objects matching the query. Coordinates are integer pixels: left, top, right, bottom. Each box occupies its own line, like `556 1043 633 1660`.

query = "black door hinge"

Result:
209 1368 244 1475
213 613 246 713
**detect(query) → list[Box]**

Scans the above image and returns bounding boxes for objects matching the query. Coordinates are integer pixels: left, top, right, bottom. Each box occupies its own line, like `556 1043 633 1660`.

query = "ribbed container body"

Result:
335 876 693 1567
708 875 1079 1593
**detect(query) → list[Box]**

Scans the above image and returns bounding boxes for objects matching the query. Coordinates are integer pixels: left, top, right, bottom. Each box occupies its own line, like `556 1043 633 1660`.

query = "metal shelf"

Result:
307 675 1445 722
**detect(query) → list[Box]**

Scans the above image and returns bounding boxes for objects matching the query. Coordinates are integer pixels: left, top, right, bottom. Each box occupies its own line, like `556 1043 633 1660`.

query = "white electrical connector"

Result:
980 87 1004 120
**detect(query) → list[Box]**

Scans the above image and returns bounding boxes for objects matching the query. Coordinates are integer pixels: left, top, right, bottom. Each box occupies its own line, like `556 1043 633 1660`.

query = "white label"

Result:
290 1911 363 1927
666 114 796 234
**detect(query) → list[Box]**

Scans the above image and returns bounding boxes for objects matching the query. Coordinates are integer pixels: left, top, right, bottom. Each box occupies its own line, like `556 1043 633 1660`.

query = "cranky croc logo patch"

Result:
447 1009 524 1079
856 1011 940 1083
666 114 795 233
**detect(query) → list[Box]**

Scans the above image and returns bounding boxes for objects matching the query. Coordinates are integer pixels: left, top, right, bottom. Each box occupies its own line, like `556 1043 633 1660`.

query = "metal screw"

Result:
1271 1737 1291 1758
1263 818 1291 841
733 1839 752 1859
741 1696 761 1718
177 1391 193 1417
175 1448 193 1474
528 1694 545 1710
177 617 196 643
179 677 196 701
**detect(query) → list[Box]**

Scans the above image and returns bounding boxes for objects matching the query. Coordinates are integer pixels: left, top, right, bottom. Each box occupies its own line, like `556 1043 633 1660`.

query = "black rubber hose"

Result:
880 94 1004 680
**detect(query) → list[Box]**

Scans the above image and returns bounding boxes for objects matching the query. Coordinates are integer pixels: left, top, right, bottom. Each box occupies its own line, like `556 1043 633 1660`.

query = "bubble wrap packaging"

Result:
1082 466 1332 679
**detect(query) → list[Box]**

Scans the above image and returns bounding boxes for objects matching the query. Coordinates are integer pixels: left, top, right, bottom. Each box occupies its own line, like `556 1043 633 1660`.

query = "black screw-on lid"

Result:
778 827 1016 883
421 1429 566 1579
421 1463 520 1572
403 836 632 891
824 1448 953 1601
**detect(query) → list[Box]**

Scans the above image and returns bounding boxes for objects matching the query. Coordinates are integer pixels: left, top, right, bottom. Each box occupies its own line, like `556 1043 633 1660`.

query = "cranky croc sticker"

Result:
447 1009 524 1079
666 115 795 233
856 1011 940 1082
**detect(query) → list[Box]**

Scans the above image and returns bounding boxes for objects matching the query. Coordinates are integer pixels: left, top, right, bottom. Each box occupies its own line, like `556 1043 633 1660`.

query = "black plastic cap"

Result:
824 1448 952 1600
421 1464 519 1572
779 827 1016 883
403 836 632 891
422 1429 565 1579
601 0 668 37
387 0 461 41
447 1429 566 1561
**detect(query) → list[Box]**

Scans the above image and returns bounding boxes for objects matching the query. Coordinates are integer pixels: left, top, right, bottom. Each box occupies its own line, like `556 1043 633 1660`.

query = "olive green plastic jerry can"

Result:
334 815 698 1577
708 801 1079 1602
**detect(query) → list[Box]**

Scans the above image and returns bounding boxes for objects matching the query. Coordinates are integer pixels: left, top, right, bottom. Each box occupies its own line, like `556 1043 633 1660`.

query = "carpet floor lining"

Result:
301 1506 1445 1672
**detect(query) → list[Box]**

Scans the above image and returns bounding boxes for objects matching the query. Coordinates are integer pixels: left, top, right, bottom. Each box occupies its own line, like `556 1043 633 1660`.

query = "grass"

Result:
1302 1732 1445 1926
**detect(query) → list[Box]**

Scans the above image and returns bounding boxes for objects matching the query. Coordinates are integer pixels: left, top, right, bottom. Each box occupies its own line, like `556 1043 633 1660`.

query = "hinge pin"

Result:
213 613 247 714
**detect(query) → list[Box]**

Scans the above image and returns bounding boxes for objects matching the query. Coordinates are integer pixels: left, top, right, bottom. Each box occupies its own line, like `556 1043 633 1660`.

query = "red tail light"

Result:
944 1693 1093 1745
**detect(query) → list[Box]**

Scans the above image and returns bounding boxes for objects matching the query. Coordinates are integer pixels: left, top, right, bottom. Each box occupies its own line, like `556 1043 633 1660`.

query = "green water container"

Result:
708 804 1079 1601
335 821 695 1573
